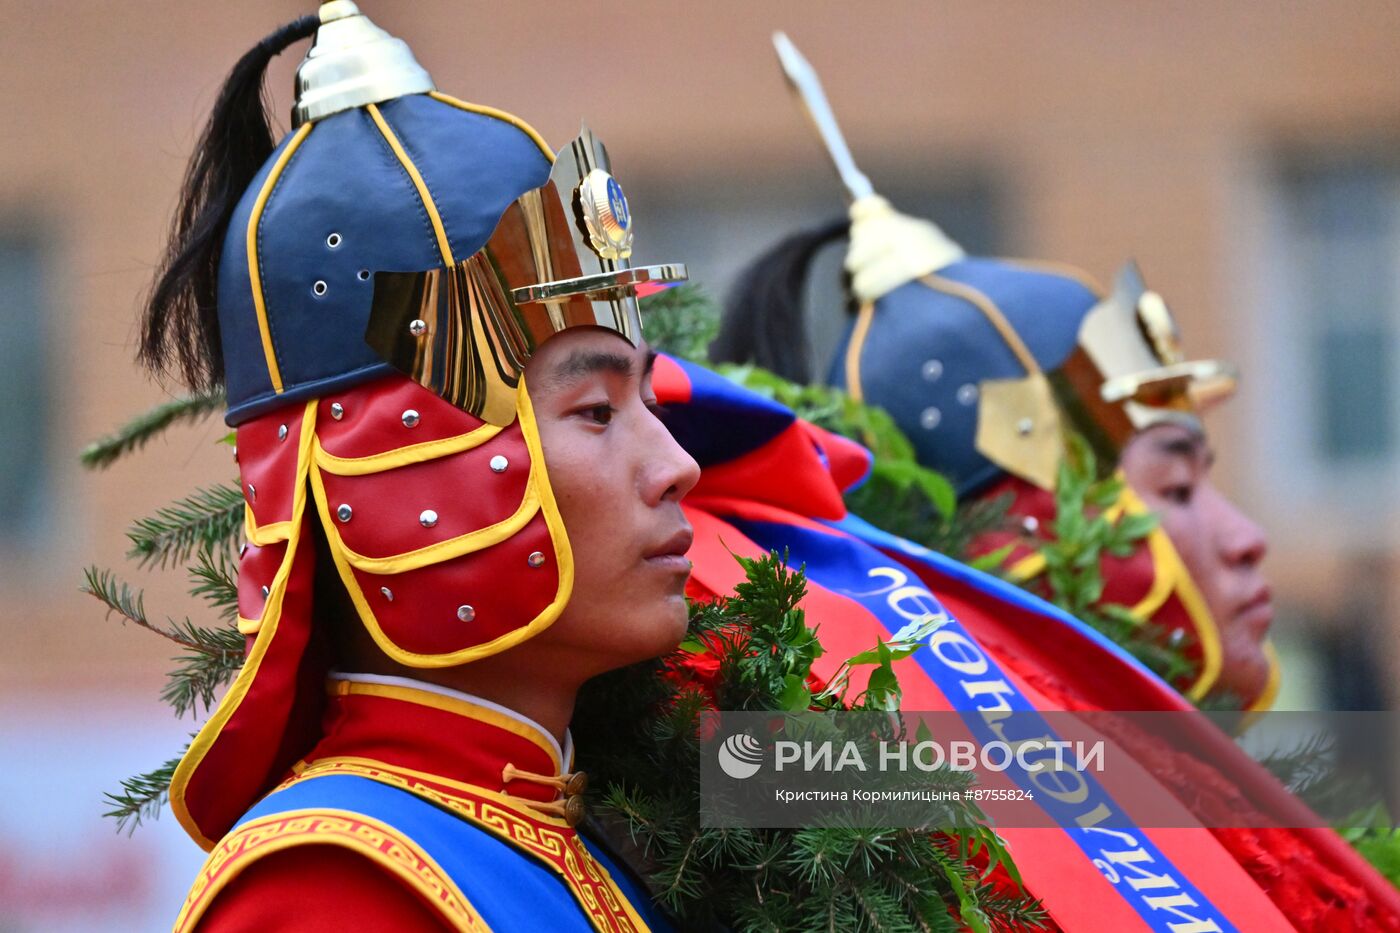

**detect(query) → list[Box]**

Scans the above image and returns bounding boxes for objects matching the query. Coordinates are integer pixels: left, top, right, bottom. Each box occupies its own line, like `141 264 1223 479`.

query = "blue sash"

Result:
732 516 1236 933
238 774 671 932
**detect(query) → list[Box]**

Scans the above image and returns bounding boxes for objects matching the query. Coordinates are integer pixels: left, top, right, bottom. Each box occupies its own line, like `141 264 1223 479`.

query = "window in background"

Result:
1248 146 1400 528
1283 157 1399 464
0 229 53 544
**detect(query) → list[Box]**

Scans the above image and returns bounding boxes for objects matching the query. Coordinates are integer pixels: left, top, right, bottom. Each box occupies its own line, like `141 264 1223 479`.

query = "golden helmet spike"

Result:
292 0 435 127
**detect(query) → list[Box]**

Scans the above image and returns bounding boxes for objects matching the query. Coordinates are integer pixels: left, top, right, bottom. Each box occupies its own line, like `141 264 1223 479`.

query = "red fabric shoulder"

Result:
195 844 454 932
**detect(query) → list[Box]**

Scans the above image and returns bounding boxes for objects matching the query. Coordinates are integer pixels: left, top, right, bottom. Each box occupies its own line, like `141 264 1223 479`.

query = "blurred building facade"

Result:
1 4 1399 922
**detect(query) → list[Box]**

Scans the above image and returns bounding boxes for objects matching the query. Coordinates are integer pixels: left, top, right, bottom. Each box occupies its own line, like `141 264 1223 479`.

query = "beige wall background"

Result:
3 0 1400 706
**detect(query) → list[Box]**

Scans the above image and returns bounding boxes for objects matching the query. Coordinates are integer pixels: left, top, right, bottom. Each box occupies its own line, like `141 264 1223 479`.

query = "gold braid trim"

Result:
173 808 488 932
281 762 650 933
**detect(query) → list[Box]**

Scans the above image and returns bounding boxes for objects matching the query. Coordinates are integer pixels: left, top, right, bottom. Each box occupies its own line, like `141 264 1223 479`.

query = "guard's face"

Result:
523 329 699 676
1120 423 1272 701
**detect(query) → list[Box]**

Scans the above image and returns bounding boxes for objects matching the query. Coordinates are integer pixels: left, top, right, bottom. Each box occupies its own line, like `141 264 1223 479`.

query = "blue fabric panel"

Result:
828 258 1099 496
218 130 300 420
239 774 670 931
221 96 554 425
660 357 797 467
375 95 553 263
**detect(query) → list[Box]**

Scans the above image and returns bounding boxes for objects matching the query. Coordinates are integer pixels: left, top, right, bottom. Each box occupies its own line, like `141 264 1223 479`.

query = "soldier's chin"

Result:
1213 645 1271 706
639 594 690 660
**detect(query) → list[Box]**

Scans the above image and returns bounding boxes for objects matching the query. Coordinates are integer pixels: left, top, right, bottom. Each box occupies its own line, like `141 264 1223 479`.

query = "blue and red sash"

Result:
177 774 669 932
660 355 1290 931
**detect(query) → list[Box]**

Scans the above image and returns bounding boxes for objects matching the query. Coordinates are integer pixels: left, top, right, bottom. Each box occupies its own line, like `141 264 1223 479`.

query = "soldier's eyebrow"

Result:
543 347 652 392
1156 433 1215 469
556 349 634 380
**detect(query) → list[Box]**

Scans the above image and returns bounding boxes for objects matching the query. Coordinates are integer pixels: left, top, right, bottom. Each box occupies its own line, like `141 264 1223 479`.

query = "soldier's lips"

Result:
1234 587 1274 634
644 527 694 574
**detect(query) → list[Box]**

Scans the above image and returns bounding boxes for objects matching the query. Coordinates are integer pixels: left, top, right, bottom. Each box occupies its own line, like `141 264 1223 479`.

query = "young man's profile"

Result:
140 5 696 928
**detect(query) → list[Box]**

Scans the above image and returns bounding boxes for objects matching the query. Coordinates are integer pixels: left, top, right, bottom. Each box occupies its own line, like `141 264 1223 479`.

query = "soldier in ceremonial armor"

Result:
142 4 696 928
716 34 1276 712
703 34 1400 929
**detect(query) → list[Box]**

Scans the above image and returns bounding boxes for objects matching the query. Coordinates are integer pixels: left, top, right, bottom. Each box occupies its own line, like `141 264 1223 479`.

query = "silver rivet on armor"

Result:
957 383 979 406
528 551 546 568
409 319 428 337
1169 628 1187 647
380 586 394 602
1017 417 1033 437
919 407 942 430
330 402 344 420
419 509 438 528
1021 516 1040 534
358 269 371 282
312 280 328 297
401 409 420 428
326 232 342 248
921 359 944 382
277 423 288 441
261 585 270 598
336 503 353 522
246 483 256 501
457 605 475 622
490 455 509 473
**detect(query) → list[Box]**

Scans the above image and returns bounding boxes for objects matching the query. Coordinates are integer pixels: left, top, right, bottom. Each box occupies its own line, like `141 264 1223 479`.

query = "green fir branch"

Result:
80 391 227 470
574 551 1046 932
81 566 244 718
188 546 240 623
160 619 244 719
126 482 245 568
1029 434 1196 688
638 284 719 363
104 752 184 834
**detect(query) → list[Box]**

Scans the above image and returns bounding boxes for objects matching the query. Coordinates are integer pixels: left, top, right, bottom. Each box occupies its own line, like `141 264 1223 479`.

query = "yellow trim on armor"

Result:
1008 551 1045 582
367 102 455 267
170 402 319 850
999 257 1106 297
919 273 1042 376
1141 530 1222 702
844 300 876 403
1002 482 1222 700
247 123 313 395
326 681 563 775
1129 529 1178 623
172 807 489 933
314 422 503 476
244 506 293 547
427 91 555 162
1245 641 1281 716
311 376 575 668
311 472 540 575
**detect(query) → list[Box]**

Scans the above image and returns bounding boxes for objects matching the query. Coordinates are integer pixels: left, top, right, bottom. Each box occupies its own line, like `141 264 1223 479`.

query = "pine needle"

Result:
104 752 185 834
80 565 241 659
188 546 240 622
126 482 245 568
80 391 226 470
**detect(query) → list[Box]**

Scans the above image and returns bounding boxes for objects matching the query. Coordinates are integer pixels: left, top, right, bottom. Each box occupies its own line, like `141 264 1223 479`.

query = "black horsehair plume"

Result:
710 218 849 384
139 15 319 391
